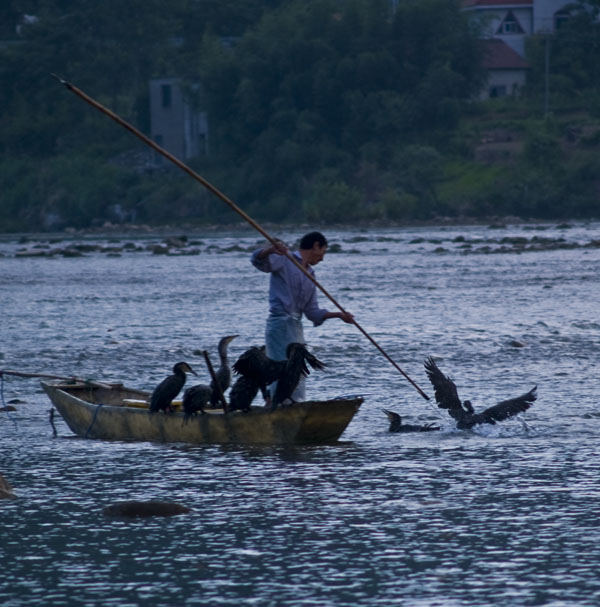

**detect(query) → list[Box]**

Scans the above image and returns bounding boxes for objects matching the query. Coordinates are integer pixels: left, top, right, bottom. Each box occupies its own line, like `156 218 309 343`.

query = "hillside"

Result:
0 0 599 232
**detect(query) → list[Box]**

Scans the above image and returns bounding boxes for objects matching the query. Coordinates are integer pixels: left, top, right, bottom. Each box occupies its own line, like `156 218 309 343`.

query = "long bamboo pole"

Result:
52 75 430 401
0 369 112 389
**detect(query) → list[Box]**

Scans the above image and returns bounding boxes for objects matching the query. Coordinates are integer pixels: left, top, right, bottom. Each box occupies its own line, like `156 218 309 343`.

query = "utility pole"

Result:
544 33 550 118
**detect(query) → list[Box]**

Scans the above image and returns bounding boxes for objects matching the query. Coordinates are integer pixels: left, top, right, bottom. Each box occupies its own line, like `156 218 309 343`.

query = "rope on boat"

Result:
0 373 19 431
85 403 104 438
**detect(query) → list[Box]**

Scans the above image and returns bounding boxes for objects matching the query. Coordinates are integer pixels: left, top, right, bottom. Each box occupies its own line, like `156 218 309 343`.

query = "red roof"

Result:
481 38 530 69
462 0 531 7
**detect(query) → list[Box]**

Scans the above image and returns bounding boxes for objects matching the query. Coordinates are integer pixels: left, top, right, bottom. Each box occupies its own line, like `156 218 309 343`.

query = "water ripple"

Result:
2 224 600 606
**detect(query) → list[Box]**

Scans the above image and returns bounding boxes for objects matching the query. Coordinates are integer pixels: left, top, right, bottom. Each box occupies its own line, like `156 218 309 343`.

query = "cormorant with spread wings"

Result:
424 356 537 430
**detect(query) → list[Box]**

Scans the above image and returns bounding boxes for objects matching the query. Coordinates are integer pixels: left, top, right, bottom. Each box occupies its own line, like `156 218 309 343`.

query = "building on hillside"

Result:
480 38 530 98
149 78 208 163
463 0 534 56
462 0 575 98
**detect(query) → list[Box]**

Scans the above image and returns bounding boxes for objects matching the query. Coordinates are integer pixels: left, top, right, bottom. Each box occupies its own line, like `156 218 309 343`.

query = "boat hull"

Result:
41 381 363 445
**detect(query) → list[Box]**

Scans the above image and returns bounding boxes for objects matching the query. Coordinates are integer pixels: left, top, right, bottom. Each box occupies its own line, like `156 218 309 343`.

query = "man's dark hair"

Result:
300 231 327 250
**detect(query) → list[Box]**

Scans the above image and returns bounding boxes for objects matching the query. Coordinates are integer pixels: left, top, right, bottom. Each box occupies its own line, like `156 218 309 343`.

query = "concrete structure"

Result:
149 78 208 162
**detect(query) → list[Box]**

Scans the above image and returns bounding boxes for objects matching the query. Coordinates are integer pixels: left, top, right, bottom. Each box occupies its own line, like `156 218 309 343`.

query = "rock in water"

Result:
0 474 16 499
102 500 191 517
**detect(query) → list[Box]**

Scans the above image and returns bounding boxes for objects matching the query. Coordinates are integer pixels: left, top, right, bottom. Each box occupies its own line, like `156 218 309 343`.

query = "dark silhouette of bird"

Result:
182 383 212 420
209 334 238 407
272 342 326 409
149 362 197 414
383 410 440 432
228 343 326 411
228 375 261 413
423 356 537 430
229 346 283 412
233 346 284 391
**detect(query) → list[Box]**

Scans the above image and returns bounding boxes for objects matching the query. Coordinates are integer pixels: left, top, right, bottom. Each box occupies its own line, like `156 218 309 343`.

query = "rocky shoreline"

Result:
1 223 599 258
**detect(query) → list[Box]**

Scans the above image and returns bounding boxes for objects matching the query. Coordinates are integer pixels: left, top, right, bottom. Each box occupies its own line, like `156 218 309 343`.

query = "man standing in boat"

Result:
251 231 354 403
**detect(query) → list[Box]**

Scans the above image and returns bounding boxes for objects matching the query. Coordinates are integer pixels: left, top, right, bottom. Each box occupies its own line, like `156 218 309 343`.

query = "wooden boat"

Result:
41 380 363 445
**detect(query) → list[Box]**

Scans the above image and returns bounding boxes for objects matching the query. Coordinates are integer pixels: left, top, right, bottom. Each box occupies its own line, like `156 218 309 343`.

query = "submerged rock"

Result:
0 474 16 499
102 500 191 517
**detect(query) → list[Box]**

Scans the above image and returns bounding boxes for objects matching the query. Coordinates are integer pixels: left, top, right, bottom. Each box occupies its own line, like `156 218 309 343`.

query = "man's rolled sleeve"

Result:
303 291 328 326
251 249 285 273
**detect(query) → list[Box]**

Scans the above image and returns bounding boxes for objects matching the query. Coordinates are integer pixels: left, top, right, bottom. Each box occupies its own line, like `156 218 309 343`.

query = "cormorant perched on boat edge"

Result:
423 356 537 430
209 335 238 407
383 410 440 432
182 383 212 420
229 346 282 412
149 362 197 414
272 342 326 409
228 343 326 412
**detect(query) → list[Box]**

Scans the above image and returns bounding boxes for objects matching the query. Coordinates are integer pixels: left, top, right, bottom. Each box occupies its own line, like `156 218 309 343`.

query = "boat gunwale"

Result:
41 380 364 445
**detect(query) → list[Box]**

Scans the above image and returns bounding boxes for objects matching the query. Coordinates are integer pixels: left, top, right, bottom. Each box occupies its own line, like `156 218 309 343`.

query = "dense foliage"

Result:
0 0 599 231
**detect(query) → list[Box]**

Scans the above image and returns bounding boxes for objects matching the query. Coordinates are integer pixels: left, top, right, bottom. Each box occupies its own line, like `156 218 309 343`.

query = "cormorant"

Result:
228 375 261 413
383 410 440 432
149 362 197 414
182 383 212 420
272 342 326 409
209 335 238 407
423 356 537 430
229 346 283 412
228 343 326 411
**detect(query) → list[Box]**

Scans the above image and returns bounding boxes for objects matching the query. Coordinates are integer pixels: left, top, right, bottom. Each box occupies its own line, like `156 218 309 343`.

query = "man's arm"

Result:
322 310 354 324
251 240 288 272
255 239 288 260
304 286 355 326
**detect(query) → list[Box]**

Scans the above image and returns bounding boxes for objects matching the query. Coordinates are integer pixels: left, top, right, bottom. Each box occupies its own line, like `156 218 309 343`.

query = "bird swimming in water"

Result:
272 342 326 409
149 362 197 414
423 356 537 430
182 383 212 420
383 410 440 433
209 334 238 407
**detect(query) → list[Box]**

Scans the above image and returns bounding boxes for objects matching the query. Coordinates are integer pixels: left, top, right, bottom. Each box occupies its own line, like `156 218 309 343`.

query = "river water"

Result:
1 222 599 606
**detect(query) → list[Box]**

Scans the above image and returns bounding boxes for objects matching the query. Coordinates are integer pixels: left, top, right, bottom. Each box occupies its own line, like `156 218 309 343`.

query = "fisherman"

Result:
251 231 354 403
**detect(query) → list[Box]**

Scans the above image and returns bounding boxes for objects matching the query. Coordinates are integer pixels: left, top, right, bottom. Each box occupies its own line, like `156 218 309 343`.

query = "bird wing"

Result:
232 347 261 376
424 357 463 411
183 384 212 402
477 386 537 424
263 359 285 383
302 349 327 372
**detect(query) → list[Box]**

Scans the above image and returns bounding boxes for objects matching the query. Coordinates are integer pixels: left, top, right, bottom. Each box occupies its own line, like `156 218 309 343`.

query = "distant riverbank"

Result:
2 220 599 259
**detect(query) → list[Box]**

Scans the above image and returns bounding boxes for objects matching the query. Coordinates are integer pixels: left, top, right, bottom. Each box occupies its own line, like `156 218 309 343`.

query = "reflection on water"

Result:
2 223 600 606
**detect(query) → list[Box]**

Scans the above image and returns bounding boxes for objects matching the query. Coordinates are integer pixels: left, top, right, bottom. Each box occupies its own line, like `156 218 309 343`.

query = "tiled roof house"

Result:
462 0 574 98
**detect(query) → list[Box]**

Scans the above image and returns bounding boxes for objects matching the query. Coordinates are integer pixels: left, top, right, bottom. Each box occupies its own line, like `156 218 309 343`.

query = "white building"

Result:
462 0 575 98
